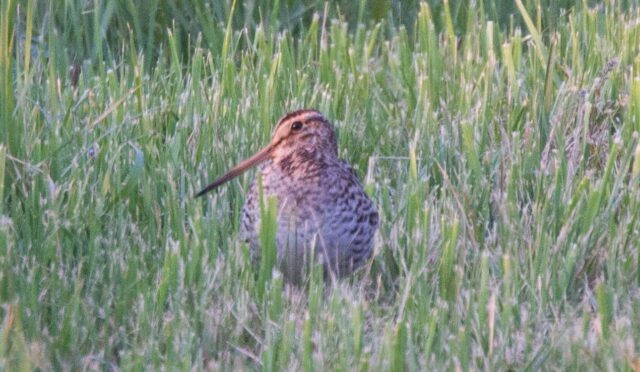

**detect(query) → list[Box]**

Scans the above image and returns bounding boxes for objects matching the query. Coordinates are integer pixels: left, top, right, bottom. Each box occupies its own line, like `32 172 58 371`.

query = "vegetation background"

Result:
1 0 640 369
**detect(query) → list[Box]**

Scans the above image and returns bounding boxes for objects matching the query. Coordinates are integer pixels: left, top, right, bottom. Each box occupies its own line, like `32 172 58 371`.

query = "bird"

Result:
197 109 378 284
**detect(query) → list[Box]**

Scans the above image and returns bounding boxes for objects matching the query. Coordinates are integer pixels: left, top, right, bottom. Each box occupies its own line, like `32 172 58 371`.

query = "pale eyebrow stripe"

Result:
276 109 321 127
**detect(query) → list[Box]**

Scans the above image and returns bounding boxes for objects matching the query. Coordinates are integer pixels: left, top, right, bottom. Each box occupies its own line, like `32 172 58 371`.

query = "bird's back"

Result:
240 155 378 282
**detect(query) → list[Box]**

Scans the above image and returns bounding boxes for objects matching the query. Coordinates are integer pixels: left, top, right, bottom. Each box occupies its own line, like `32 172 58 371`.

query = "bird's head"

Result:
196 109 337 197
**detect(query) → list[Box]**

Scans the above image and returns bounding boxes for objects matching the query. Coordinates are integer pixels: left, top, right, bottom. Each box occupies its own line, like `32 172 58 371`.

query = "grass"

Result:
2 0 640 369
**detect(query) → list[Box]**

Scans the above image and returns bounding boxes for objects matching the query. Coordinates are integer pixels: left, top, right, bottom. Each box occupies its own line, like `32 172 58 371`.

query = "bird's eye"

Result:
291 121 303 131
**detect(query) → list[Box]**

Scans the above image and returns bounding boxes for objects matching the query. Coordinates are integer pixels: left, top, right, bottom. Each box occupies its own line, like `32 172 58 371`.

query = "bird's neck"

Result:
274 148 333 177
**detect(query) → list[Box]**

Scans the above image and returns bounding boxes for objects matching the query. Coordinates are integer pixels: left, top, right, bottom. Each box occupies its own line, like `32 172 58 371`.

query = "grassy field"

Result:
2 0 640 369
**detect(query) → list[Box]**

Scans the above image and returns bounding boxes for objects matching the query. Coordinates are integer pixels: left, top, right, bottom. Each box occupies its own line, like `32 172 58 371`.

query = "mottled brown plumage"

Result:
197 109 378 283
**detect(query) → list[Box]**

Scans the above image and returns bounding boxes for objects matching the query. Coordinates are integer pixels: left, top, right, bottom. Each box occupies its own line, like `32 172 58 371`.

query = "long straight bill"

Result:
196 145 272 197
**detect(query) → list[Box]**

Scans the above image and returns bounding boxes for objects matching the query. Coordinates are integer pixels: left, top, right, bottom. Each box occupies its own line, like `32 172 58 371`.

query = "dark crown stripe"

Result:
276 109 321 128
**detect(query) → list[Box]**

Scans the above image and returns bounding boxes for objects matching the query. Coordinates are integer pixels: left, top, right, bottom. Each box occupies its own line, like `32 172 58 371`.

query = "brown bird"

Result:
197 109 378 283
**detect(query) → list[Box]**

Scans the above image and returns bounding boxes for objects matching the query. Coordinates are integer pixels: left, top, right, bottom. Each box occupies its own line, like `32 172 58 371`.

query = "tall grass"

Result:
1 0 640 369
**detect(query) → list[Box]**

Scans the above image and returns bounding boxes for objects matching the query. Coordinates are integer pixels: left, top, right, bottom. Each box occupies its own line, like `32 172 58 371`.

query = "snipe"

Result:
197 109 378 283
